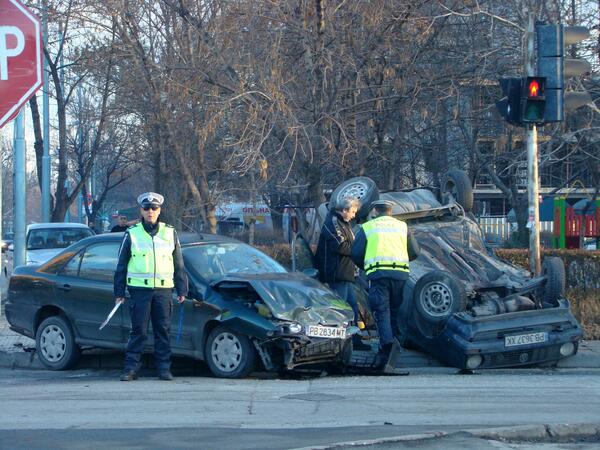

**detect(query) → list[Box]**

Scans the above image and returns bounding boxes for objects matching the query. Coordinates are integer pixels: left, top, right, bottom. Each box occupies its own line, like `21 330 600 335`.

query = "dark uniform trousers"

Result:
124 288 173 371
368 278 406 347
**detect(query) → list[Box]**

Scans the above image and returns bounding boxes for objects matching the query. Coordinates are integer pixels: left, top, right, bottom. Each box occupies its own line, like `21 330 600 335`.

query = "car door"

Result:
58 242 124 344
168 276 222 356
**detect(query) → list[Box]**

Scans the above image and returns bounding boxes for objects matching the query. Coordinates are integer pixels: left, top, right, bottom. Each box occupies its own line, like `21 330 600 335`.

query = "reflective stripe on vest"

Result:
362 216 409 276
127 223 175 288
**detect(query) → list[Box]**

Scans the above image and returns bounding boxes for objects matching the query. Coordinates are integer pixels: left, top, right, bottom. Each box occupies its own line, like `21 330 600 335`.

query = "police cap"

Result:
137 192 164 208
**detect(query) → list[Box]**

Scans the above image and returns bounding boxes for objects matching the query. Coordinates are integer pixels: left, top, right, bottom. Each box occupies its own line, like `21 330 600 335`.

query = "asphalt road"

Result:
0 368 599 449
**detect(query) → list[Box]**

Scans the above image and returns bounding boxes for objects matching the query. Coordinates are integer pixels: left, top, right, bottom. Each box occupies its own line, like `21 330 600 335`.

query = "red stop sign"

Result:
0 0 42 129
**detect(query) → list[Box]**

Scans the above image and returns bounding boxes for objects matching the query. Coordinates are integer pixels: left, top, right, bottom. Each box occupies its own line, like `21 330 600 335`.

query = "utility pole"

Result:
526 12 541 275
41 0 51 222
13 110 26 268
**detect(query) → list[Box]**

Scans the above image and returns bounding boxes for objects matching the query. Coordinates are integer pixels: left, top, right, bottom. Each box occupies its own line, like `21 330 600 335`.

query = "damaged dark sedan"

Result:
320 171 584 370
5 233 355 378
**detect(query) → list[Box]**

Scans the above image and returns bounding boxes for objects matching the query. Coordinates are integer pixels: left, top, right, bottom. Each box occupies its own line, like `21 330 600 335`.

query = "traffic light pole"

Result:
527 124 541 275
526 12 541 275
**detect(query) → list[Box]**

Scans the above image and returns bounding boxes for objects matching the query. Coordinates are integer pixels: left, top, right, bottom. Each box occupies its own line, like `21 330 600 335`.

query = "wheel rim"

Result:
211 332 243 373
419 281 453 317
338 181 369 201
40 324 67 362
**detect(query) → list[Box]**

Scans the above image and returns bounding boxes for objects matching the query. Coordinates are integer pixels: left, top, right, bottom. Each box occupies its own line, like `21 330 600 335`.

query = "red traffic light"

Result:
524 76 545 99
528 79 540 97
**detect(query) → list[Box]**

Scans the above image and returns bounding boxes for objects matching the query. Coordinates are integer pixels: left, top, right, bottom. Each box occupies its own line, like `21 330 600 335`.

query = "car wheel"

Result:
441 170 473 212
205 326 256 379
542 257 565 306
330 177 379 220
413 271 467 324
35 316 81 370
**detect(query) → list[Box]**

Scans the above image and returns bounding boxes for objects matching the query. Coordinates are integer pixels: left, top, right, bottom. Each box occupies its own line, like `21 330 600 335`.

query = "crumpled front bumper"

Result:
255 335 353 371
432 299 583 369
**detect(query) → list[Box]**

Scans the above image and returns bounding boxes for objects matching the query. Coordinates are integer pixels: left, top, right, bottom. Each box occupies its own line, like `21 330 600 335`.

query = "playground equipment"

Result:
553 196 600 249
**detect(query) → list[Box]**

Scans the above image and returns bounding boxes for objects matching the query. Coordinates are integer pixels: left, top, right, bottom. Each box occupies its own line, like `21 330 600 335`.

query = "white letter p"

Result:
0 26 25 81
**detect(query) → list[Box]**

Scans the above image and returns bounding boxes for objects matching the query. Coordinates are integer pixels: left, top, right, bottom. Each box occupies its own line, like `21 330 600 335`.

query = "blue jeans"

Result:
368 278 405 347
124 288 173 372
330 281 360 323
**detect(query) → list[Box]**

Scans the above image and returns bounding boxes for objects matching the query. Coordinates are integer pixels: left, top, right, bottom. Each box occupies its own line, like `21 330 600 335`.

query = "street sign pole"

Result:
41 0 50 222
13 109 26 267
0 129 3 314
526 12 541 275
0 0 45 270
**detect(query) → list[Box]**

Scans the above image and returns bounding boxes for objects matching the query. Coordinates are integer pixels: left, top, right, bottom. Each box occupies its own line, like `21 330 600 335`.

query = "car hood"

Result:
211 273 354 326
26 248 62 265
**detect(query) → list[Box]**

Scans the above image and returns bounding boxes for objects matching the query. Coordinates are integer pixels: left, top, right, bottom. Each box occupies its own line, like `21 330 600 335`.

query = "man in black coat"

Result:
315 197 361 323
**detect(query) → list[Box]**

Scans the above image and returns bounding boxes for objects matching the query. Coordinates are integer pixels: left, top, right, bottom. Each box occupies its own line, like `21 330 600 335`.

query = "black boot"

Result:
120 370 138 381
158 370 174 381
352 334 372 351
372 344 393 371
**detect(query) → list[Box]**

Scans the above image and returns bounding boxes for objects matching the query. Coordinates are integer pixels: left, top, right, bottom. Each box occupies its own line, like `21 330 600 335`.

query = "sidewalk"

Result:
2 307 600 371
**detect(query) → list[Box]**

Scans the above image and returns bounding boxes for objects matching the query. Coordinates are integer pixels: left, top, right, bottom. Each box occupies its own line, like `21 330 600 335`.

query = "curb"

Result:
289 423 600 450
0 348 210 373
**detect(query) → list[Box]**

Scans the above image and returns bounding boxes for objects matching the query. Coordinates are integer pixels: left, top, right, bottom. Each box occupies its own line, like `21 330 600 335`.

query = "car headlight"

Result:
279 323 302 334
466 354 483 369
560 342 575 356
288 323 302 334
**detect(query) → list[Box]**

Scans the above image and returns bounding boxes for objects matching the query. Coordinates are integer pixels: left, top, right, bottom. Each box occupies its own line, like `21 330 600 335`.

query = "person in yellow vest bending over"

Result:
114 192 188 381
351 200 419 370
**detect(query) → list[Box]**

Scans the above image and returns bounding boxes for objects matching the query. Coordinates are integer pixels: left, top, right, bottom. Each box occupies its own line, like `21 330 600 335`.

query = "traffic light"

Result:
521 76 546 123
536 23 591 122
496 77 522 125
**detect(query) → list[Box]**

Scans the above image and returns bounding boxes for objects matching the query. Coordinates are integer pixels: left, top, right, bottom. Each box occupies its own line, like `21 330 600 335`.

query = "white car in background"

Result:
22 223 94 266
4 223 91 276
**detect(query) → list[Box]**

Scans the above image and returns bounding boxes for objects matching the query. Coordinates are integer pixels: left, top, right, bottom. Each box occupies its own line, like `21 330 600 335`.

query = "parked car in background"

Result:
5 233 356 378
303 171 583 370
5 223 95 277
24 223 95 266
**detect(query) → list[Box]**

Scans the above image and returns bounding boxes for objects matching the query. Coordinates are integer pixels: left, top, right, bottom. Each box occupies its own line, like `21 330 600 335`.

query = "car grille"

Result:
293 339 343 364
487 345 561 367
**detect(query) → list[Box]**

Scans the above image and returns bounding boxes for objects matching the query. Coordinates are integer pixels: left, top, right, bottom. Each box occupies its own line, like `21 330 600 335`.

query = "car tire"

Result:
330 177 379 220
441 170 473 212
542 257 566 306
205 326 256 379
413 271 467 324
35 316 81 370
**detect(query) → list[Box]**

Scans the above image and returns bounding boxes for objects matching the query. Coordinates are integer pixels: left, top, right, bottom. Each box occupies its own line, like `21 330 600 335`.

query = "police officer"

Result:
114 192 188 381
351 200 419 370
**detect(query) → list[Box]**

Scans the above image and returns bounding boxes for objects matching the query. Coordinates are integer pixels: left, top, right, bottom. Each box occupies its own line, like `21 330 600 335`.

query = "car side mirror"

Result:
302 268 319 279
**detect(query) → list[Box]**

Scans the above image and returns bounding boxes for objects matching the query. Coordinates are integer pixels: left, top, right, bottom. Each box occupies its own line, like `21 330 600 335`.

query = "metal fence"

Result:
477 217 554 244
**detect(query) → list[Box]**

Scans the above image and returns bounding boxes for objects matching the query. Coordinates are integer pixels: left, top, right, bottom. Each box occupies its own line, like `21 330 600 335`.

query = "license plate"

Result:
505 332 548 347
306 325 346 339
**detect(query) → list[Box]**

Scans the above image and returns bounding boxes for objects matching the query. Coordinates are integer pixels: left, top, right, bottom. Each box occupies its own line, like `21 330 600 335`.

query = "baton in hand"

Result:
99 301 123 330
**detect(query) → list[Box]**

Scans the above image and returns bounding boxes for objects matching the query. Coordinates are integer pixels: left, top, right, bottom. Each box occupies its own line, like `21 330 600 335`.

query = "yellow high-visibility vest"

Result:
127 222 175 288
362 215 409 276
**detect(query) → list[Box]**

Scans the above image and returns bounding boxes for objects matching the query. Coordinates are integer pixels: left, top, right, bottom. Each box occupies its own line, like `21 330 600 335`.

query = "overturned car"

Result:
5 233 355 378
316 171 583 370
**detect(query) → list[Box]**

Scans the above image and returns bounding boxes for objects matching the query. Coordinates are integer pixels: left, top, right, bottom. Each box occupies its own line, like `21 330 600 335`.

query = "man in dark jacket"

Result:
352 199 420 369
315 197 360 321
114 192 188 381
111 215 129 233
